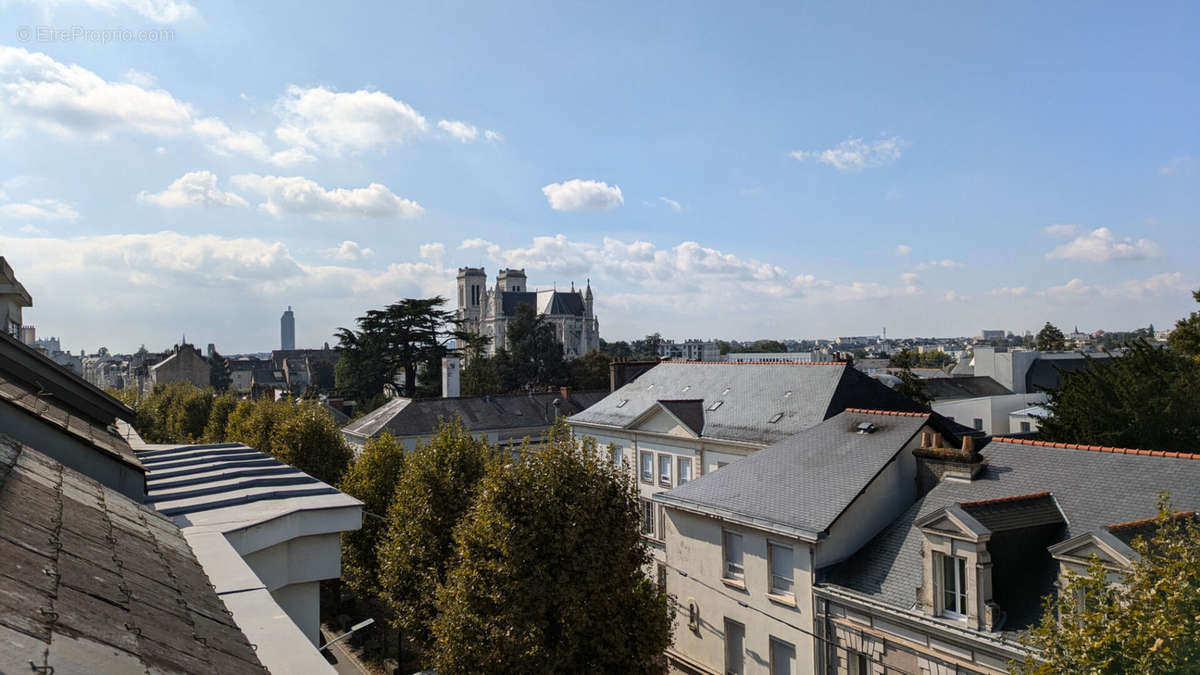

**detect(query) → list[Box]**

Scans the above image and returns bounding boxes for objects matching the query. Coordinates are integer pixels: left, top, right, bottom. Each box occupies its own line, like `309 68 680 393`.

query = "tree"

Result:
340 432 406 599
599 339 633 360
378 418 496 650
497 303 568 392
631 333 664 360
225 397 289 456
1169 288 1200 360
203 391 239 442
209 350 231 392
431 421 673 674
267 401 353 486
1036 322 1066 352
337 297 456 400
1017 495 1200 674
1038 340 1200 452
568 350 612 391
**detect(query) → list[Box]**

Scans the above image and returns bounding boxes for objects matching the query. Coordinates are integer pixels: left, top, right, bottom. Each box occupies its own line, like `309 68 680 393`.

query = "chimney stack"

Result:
913 426 986 494
442 356 461 398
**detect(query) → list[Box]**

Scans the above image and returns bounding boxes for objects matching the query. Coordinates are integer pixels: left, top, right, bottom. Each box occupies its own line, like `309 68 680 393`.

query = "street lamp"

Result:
319 618 375 652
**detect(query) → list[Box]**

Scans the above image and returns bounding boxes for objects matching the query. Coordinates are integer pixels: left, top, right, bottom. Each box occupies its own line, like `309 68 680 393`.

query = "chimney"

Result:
609 360 659 392
913 427 985 494
441 356 461 398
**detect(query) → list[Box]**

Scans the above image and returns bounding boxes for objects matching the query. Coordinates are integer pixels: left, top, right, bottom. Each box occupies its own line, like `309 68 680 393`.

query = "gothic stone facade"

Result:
456 267 599 359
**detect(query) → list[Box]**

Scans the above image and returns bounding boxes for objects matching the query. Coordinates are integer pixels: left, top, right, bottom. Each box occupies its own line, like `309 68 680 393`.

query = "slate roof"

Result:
342 390 607 441
655 410 937 537
569 362 926 445
822 438 1200 629
658 399 705 436
537 289 585 316
0 435 265 674
921 376 1013 401
500 291 538 316
0 329 133 428
960 492 1064 532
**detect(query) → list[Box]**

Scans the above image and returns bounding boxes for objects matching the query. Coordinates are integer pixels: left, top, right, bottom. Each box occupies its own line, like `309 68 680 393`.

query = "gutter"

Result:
652 492 822 543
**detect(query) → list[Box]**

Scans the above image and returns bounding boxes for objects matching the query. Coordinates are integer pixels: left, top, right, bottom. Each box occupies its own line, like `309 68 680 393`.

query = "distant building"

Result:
18 324 35 345
1008 404 1048 434
281 305 296 350
725 352 814 363
973 346 1112 394
658 339 721 361
979 329 1006 341
148 343 210 391
456 267 599 359
923 375 1047 435
0 256 32 337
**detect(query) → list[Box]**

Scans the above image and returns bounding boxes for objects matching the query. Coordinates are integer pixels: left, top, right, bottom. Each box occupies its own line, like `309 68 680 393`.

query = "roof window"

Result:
769 412 784 423
616 399 629 408
708 401 724 411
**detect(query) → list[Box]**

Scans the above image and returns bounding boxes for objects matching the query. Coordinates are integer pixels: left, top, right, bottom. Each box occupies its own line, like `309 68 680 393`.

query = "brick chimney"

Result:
913 430 985 494
609 360 659 392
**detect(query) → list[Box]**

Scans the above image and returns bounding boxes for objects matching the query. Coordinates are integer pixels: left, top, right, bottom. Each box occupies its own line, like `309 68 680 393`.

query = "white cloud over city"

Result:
791 136 905 171
1045 226 1162 263
541 179 624 211
231 174 424 220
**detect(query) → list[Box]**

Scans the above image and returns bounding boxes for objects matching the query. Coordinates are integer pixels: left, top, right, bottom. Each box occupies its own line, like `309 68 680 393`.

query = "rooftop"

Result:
921 375 1013 401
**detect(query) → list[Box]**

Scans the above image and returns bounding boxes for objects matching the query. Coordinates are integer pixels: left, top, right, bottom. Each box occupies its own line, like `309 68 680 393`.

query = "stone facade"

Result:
149 343 210 391
456 267 599 359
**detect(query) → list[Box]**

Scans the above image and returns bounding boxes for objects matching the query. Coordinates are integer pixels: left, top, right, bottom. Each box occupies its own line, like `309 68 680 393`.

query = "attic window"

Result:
768 413 784 424
616 399 629 408
708 401 724 411
857 422 877 434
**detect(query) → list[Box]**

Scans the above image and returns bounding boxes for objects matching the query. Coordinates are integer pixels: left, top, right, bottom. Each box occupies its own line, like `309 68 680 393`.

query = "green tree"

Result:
1038 340 1200 452
631 332 664 360
134 381 215 443
1036 322 1066 351
599 339 634 360
225 397 289 456
431 421 673 674
337 297 456 400
497 303 569 392
568 350 612 391
268 401 353 486
1017 496 1200 674
203 391 239 442
339 432 406 599
1169 288 1200 360
209 350 231 392
378 418 496 650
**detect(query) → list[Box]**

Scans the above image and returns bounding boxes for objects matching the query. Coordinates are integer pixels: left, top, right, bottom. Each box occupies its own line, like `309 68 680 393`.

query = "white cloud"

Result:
900 272 919 284
483 129 503 142
791 136 904 171
231 174 424 220
0 198 79 221
913 259 967 271
437 120 477 142
137 171 248 208
1160 156 1194 176
274 86 429 155
24 0 197 23
1045 227 1162 263
658 196 682 212
18 224 47 235
419 242 446 261
322 240 374 261
894 244 911 256
1044 223 1080 238
541 179 623 211
122 68 157 88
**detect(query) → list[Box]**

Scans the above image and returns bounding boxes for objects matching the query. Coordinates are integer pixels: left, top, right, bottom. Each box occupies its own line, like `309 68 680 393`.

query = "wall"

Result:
151 347 210 390
270 581 321 646
932 393 1047 435
666 508 816 675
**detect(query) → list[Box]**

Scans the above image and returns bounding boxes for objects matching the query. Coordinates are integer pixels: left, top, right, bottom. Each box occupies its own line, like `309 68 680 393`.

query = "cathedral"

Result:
456 267 600 359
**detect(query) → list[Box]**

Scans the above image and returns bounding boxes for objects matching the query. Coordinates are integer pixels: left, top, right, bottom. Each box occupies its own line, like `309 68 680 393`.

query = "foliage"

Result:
1017 495 1200 674
890 348 955 370
461 355 503 396
1169 288 1200 360
729 339 788 354
132 380 214 443
340 432 406 599
225 397 289 456
568 350 612 391
629 332 665 360
1038 340 1200 452
496 303 569 392
431 421 673 674
599 338 634 360
893 369 932 407
202 391 239 442
1035 322 1066 351
209 350 231 392
378 418 496 649
336 297 456 400
267 400 353 486
309 356 336 390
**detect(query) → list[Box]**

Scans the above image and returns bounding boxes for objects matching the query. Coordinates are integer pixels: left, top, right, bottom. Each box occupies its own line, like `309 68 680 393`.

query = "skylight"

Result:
708 401 724 411
681 385 691 392
768 412 784 423
616 399 629 408
722 387 731 395
784 390 793 398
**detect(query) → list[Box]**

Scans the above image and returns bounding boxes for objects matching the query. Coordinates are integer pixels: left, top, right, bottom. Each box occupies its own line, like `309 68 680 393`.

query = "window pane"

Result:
641 501 654 535
659 455 672 485
640 452 652 481
957 557 968 614
770 639 795 675
724 619 744 675
612 447 622 467
941 554 956 613
724 531 744 579
678 457 692 484
770 543 793 595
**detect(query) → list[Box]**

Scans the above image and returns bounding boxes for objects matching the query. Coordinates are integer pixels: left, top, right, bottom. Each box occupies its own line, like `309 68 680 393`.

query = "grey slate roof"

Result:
501 291 538 315
343 391 607 441
568 362 925 445
961 493 1064 532
822 439 1200 624
538 289 585 316
921 376 1012 401
0 435 265 674
656 411 933 536
659 399 705 436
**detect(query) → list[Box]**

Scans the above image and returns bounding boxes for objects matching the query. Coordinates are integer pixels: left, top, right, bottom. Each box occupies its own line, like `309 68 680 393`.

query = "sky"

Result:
0 1 1197 353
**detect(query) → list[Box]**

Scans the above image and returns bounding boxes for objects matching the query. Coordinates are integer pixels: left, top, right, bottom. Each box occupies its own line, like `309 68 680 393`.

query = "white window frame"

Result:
936 552 969 619
611 446 623 468
769 637 795 675
767 541 794 599
722 530 745 583
658 453 672 487
677 457 693 485
639 451 653 483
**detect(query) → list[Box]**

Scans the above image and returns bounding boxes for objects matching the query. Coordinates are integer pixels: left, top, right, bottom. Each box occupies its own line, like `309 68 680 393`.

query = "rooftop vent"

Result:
857 422 878 434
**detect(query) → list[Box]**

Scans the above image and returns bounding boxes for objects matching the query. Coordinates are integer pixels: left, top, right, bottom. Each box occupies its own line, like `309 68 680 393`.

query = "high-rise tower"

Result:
281 306 295 350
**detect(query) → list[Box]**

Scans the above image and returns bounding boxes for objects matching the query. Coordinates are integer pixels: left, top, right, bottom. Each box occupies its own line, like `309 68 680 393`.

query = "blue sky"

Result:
0 1 1197 352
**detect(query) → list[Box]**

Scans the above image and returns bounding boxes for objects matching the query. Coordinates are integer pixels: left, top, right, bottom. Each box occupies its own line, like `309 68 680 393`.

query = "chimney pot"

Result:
921 431 933 448
962 435 976 454
932 432 944 449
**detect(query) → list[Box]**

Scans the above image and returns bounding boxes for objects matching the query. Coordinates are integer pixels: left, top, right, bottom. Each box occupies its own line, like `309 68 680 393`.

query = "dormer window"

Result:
936 553 968 618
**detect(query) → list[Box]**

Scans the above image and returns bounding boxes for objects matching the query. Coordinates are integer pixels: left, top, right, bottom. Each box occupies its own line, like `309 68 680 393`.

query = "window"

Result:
768 542 794 597
640 500 654 536
724 619 745 675
611 446 623 468
769 637 795 675
656 562 667 590
657 504 667 540
848 651 868 675
973 418 984 431
658 454 672 487
937 553 968 618
723 530 744 582
677 457 693 485
769 412 784 423
708 400 724 411
1020 421 1031 433
616 399 628 408
640 451 653 483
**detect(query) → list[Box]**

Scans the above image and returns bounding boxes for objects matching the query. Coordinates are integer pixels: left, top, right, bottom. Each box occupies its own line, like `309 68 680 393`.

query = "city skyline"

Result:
1 2 1197 352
